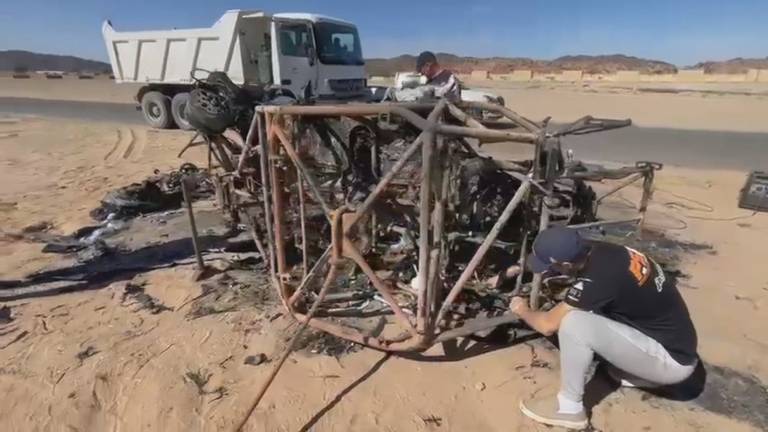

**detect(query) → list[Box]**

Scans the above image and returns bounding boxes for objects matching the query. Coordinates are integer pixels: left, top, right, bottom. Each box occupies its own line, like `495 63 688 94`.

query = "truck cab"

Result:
272 13 367 99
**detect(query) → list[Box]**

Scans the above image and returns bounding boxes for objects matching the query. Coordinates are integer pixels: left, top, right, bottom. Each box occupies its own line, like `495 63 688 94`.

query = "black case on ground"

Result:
738 171 768 212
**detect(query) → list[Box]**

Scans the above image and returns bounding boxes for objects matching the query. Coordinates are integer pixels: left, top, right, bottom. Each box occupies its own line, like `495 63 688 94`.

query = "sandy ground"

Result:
0 77 141 105
4 77 768 133
0 116 766 431
479 83 768 133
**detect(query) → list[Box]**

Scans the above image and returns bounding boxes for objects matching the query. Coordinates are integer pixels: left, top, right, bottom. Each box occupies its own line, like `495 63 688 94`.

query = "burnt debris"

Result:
90 163 213 221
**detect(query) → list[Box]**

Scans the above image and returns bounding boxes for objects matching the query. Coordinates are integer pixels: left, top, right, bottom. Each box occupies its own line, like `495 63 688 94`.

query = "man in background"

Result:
415 51 461 101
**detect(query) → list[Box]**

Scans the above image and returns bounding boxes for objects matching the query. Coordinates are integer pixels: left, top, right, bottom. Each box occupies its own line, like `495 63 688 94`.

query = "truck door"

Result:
272 19 318 99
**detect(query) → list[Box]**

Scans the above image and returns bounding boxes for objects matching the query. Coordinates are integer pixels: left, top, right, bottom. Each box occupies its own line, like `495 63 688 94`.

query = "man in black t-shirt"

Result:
415 51 461 101
509 226 698 429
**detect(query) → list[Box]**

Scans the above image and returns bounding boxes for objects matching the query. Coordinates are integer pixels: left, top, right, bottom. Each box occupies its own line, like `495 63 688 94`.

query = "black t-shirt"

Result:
564 241 698 365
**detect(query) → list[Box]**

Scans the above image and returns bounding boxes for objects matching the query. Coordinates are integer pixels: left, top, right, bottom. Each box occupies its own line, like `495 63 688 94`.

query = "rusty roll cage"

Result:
225 99 658 352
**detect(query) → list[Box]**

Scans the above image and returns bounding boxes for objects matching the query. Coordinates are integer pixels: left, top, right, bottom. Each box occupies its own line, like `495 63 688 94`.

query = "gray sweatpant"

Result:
558 310 696 404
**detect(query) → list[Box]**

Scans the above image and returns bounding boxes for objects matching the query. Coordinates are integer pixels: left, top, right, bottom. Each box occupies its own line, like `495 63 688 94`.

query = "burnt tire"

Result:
141 91 173 129
171 93 193 130
185 87 235 134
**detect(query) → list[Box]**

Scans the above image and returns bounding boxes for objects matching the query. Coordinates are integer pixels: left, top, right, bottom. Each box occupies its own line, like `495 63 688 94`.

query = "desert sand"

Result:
3 76 768 133
0 112 766 432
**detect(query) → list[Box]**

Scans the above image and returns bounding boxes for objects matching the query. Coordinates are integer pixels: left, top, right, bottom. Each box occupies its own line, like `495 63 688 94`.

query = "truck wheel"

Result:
171 93 193 130
141 91 173 129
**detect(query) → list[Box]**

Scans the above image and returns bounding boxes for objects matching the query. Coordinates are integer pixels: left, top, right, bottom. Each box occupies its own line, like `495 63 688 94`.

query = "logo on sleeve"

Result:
626 247 651 285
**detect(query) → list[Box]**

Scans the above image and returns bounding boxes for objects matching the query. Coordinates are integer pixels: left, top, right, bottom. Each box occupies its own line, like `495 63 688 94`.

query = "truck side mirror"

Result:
307 46 316 66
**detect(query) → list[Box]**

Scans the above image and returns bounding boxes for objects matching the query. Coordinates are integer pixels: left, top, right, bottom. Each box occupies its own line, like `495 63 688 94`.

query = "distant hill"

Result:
0 50 110 73
549 54 676 74
691 57 768 74
365 53 677 76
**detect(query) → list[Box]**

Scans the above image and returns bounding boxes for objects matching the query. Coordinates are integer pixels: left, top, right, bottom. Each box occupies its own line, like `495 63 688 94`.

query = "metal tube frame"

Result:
241 100 660 351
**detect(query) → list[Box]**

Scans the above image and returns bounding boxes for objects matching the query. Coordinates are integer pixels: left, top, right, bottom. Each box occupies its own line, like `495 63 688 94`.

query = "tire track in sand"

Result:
129 129 146 162
120 128 136 160
104 128 142 164
103 129 121 162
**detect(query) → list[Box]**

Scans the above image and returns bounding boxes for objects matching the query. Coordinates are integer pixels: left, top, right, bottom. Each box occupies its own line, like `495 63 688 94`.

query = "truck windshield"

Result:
314 22 364 66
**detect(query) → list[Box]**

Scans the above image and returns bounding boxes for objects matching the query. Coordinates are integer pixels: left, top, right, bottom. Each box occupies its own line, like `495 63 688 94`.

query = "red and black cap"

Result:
527 226 590 273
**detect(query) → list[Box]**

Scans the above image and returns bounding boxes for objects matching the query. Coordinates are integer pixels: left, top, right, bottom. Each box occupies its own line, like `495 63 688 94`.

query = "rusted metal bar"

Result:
370 140 379 249
529 142 558 310
237 112 260 174
235 211 343 432
435 180 532 327
267 117 289 286
181 177 205 272
515 232 529 294
259 103 432 131
247 215 268 261
434 313 533 343
638 170 655 235
569 218 641 230
288 246 331 307
415 100 447 334
344 241 417 336
596 172 644 204
495 159 530 173
257 113 278 286
273 126 333 221
296 167 309 277
222 128 246 149
207 136 213 171
211 135 236 172
435 124 538 144
447 102 486 129
460 101 542 133
529 204 550 310
427 135 450 330
416 120 435 334
290 312 419 351
258 103 539 143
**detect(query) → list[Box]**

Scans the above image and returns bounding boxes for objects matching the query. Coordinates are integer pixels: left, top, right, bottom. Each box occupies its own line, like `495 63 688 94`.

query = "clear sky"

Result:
1 0 766 66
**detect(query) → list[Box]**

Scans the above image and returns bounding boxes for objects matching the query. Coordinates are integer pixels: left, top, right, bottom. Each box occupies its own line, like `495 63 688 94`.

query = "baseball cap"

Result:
416 51 437 71
527 226 589 273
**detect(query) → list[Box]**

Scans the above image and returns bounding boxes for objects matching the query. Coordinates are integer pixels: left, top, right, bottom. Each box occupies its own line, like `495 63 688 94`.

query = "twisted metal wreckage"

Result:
183 85 662 353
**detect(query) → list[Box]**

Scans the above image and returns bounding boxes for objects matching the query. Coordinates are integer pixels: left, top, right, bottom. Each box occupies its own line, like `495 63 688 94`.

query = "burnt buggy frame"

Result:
204 99 660 352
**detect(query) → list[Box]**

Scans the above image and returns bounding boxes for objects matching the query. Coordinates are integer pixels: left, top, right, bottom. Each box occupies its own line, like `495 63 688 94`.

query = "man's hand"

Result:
509 300 574 337
509 296 530 315
486 265 522 288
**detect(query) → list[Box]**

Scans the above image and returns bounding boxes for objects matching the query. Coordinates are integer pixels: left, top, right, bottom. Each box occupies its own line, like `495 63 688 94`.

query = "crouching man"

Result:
509 226 698 429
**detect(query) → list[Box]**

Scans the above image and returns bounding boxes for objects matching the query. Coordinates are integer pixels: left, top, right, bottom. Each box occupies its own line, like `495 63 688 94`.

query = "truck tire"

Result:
171 93 193 130
141 91 173 129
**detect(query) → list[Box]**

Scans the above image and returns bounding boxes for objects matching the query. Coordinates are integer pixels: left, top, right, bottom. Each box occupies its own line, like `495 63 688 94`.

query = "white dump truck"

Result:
103 10 367 129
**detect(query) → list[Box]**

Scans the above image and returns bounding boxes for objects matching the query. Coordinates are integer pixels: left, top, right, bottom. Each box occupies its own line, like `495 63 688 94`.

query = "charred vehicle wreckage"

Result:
180 72 662 352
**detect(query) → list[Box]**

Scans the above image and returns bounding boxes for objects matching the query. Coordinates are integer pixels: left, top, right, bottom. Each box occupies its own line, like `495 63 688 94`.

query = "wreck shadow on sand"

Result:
298 353 392 432
297 331 540 430
0 234 230 301
584 359 768 430
400 325 543 362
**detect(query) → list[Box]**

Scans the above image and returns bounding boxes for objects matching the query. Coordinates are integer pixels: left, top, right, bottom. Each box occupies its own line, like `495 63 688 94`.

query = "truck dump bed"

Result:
102 10 264 85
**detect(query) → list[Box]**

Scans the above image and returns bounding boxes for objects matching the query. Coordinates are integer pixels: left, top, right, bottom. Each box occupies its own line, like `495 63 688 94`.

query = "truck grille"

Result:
328 79 367 94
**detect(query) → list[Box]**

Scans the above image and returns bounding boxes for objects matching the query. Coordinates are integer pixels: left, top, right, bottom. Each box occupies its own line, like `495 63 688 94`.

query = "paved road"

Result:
2 96 767 171
1 97 142 125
